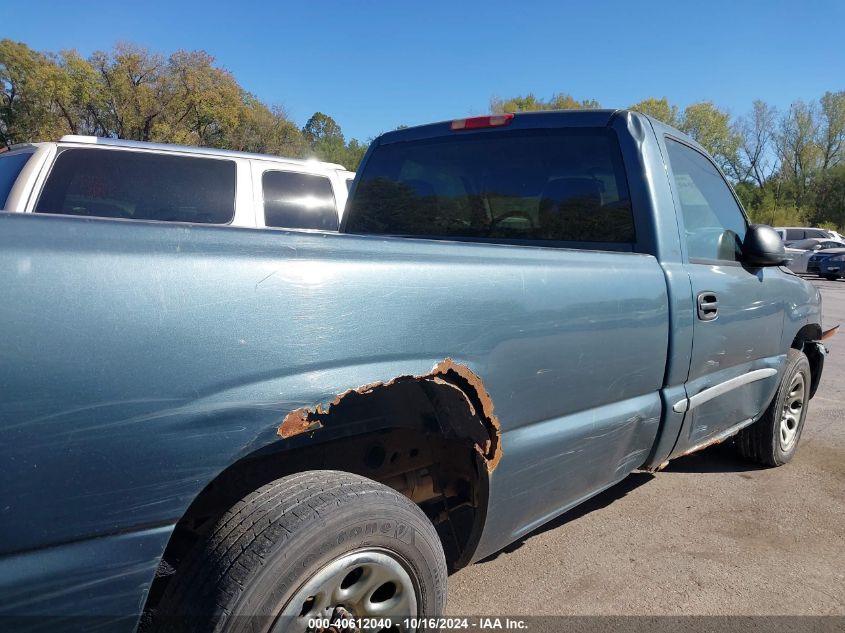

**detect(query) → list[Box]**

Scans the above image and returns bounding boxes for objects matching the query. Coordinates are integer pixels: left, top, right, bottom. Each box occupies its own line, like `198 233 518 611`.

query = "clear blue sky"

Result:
4 0 843 141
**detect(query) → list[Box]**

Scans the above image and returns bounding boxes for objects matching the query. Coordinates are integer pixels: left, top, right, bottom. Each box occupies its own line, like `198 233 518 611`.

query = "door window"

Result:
665 138 746 262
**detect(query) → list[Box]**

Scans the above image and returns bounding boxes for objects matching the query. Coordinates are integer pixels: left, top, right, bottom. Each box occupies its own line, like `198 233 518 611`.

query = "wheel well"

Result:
141 368 495 620
792 323 823 398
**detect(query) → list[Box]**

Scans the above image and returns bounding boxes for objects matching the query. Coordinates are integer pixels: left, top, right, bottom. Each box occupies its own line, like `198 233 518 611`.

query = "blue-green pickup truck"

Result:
0 110 834 633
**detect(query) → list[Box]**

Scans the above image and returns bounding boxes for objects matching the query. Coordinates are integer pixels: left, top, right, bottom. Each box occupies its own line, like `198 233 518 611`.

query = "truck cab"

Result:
345 110 826 471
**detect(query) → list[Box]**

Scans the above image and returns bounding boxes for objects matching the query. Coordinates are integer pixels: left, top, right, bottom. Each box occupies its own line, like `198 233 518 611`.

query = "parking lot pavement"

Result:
447 277 845 616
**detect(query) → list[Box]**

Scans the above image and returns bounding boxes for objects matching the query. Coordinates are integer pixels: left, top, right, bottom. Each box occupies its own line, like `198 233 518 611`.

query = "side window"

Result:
785 229 804 241
665 138 747 262
35 148 236 223
262 170 338 230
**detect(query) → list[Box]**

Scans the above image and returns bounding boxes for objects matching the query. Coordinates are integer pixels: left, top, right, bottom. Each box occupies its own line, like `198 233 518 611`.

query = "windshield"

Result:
0 151 33 208
346 128 634 245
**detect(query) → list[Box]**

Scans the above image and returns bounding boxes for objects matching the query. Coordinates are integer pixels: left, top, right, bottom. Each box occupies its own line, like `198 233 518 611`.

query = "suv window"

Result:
665 138 746 262
0 151 33 208
785 229 804 241
262 170 338 230
346 128 635 246
805 228 831 239
35 148 236 224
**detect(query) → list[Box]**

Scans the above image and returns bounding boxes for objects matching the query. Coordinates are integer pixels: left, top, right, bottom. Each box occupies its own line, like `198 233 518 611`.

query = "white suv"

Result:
775 226 835 245
0 135 355 230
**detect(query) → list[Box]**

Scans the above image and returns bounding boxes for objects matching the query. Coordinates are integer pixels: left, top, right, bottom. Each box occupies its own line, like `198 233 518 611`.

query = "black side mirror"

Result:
742 224 788 266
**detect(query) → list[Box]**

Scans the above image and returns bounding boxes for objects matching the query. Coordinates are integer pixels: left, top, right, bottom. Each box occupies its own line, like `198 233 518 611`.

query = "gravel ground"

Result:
447 277 845 618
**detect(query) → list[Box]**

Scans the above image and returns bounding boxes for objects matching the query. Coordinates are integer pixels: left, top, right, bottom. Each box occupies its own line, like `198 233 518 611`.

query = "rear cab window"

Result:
35 148 236 224
262 170 338 230
0 151 34 208
345 128 635 249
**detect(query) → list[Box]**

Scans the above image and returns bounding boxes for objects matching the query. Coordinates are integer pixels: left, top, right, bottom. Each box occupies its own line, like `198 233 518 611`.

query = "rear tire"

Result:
736 349 811 466
150 470 447 633
822 274 839 280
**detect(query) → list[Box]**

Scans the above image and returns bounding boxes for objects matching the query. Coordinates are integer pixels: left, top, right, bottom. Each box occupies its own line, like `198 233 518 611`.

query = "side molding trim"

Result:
672 368 778 414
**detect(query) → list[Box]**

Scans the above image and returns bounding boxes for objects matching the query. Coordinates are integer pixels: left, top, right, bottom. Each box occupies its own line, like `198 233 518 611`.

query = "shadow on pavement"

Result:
475 471 654 565
472 442 772 567
662 441 767 474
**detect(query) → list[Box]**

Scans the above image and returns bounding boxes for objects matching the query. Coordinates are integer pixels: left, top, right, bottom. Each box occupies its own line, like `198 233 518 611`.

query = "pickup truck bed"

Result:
0 212 667 548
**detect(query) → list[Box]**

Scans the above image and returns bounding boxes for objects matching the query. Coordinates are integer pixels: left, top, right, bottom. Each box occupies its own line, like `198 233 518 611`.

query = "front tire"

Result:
736 349 811 466
151 471 447 633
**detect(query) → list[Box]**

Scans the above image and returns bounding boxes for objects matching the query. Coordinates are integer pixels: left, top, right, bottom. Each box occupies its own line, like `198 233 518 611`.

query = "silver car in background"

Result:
785 237 845 273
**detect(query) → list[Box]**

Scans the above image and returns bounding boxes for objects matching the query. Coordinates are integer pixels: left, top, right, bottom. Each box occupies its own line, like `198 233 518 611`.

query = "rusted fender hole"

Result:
277 359 503 471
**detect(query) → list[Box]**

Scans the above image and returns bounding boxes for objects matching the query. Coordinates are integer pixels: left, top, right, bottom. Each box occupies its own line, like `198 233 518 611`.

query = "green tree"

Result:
227 95 307 157
629 97 680 127
342 138 368 170
818 90 845 169
302 111 344 145
808 165 845 228
54 49 109 136
88 42 173 141
301 111 369 170
0 39 70 146
733 100 778 189
776 100 822 211
680 101 741 176
310 135 347 164
0 40 313 158
161 50 242 147
490 93 601 113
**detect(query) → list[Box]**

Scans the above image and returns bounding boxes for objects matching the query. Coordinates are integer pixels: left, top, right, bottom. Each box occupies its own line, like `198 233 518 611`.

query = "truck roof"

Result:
376 109 614 145
21 135 348 171
375 109 701 153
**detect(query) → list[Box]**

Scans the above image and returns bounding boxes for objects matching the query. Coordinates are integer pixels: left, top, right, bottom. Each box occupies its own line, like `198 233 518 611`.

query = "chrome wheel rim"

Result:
274 548 417 632
780 372 805 451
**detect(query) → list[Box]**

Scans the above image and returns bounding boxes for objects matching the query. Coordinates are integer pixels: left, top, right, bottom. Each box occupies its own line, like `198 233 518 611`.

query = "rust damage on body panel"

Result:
277 358 503 471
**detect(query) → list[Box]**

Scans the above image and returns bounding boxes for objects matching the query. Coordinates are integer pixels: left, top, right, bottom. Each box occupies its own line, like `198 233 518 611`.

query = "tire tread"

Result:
151 471 445 632
736 349 810 467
